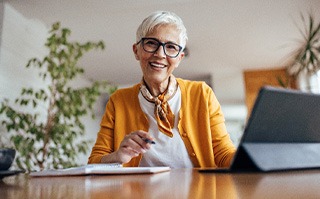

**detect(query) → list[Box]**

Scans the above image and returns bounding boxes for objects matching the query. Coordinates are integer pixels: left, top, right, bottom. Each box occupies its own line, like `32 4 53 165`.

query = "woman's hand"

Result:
101 130 154 164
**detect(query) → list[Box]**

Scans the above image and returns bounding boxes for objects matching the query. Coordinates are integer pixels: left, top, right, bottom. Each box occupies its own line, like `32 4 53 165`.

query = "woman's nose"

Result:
153 45 166 58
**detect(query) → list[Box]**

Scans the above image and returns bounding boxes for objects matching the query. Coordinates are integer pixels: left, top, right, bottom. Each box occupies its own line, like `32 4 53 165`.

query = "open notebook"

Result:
30 163 170 177
199 86 320 173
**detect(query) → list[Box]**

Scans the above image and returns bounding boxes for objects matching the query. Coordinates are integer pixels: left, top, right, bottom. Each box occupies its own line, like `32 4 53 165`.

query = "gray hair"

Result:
136 11 188 49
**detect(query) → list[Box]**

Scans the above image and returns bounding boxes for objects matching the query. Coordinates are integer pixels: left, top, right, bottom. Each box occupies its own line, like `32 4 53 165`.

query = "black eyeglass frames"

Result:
137 37 183 58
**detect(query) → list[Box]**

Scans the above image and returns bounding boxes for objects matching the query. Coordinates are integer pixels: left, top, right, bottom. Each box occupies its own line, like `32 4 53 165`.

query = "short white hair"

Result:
136 11 188 49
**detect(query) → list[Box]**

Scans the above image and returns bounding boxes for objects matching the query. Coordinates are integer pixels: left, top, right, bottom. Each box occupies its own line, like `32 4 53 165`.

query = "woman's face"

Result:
133 24 185 88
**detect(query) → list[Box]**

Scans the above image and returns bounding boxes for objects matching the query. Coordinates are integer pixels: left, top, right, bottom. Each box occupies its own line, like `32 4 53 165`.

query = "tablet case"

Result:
230 143 320 171
230 86 320 172
200 86 320 172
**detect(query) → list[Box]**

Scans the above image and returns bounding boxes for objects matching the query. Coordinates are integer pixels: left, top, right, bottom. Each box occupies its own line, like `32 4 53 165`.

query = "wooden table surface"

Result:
1 168 320 199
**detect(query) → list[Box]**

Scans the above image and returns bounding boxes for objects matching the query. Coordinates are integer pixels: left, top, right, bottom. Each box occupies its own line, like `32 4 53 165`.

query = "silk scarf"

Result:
140 75 178 137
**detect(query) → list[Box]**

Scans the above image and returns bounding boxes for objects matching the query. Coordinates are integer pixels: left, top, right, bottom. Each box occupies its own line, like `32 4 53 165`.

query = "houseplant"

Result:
286 12 320 92
0 22 116 172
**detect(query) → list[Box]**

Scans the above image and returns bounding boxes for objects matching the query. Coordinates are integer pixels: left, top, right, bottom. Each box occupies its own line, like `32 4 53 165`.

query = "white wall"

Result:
221 104 247 147
0 2 3 56
0 3 48 99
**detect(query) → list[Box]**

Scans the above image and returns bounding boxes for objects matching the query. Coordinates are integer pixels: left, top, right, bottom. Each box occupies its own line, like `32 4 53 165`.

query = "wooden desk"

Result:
1 169 320 198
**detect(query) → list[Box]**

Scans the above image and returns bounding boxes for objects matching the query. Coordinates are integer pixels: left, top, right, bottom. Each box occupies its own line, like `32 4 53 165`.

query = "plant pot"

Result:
296 70 320 93
0 148 16 170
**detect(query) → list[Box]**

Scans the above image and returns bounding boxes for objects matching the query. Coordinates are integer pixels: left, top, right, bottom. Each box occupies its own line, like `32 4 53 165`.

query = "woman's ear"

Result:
132 44 140 60
179 51 185 61
175 51 185 68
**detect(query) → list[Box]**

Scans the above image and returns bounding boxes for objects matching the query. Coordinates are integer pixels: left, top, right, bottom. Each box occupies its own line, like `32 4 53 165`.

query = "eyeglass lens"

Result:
141 38 182 58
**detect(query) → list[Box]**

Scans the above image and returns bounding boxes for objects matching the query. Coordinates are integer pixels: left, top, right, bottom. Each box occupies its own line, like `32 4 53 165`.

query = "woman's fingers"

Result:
117 130 154 163
122 130 153 150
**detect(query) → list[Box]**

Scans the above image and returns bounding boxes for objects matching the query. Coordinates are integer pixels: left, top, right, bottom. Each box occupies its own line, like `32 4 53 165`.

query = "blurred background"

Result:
1 0 320 165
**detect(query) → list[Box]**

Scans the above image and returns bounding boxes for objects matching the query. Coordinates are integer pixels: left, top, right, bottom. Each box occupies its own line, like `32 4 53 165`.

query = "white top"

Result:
138 87 193 168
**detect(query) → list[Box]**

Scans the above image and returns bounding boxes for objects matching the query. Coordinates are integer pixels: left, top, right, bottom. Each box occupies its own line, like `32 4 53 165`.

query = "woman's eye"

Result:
145 40 158 46
166 44 178 50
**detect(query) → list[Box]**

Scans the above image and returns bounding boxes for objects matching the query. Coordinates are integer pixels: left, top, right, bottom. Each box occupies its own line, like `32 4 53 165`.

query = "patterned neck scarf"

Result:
140 75 178 137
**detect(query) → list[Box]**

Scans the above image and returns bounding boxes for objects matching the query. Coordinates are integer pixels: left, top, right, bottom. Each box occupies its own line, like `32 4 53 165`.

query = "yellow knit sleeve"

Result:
208 87 236 167
88 96 116 164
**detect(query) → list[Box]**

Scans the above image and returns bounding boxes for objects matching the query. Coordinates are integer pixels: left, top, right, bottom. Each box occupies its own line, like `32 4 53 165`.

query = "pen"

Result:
142 138 156 144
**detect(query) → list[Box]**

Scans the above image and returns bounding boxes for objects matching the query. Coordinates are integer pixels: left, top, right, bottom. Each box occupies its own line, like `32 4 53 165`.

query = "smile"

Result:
150 62 166 69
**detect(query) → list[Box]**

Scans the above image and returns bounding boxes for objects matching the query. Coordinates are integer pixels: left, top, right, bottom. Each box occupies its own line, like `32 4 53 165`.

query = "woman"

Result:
88 11 236 168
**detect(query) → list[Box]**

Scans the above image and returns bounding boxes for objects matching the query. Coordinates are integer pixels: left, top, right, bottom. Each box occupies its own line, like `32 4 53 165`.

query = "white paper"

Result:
30 164 170 177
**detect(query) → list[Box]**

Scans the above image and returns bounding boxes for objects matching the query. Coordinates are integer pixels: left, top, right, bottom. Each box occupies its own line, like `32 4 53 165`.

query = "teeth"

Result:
150 62 165 68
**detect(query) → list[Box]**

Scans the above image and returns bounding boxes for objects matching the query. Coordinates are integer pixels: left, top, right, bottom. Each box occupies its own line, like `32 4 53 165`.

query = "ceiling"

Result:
6 0 320 104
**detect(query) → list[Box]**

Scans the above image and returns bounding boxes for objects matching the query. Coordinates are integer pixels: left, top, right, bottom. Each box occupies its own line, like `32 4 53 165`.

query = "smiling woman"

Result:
88 11 236 169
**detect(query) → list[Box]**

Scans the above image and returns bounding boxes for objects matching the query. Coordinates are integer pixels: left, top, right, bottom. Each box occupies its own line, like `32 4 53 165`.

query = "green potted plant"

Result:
0 22 116 172
286 12 320 92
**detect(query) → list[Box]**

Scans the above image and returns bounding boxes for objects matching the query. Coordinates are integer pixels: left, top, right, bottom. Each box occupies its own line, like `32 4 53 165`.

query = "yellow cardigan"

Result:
88 78 236 168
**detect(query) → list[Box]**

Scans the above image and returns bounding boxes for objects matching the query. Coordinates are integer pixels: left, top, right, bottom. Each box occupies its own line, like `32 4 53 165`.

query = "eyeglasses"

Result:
137 37 183 58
